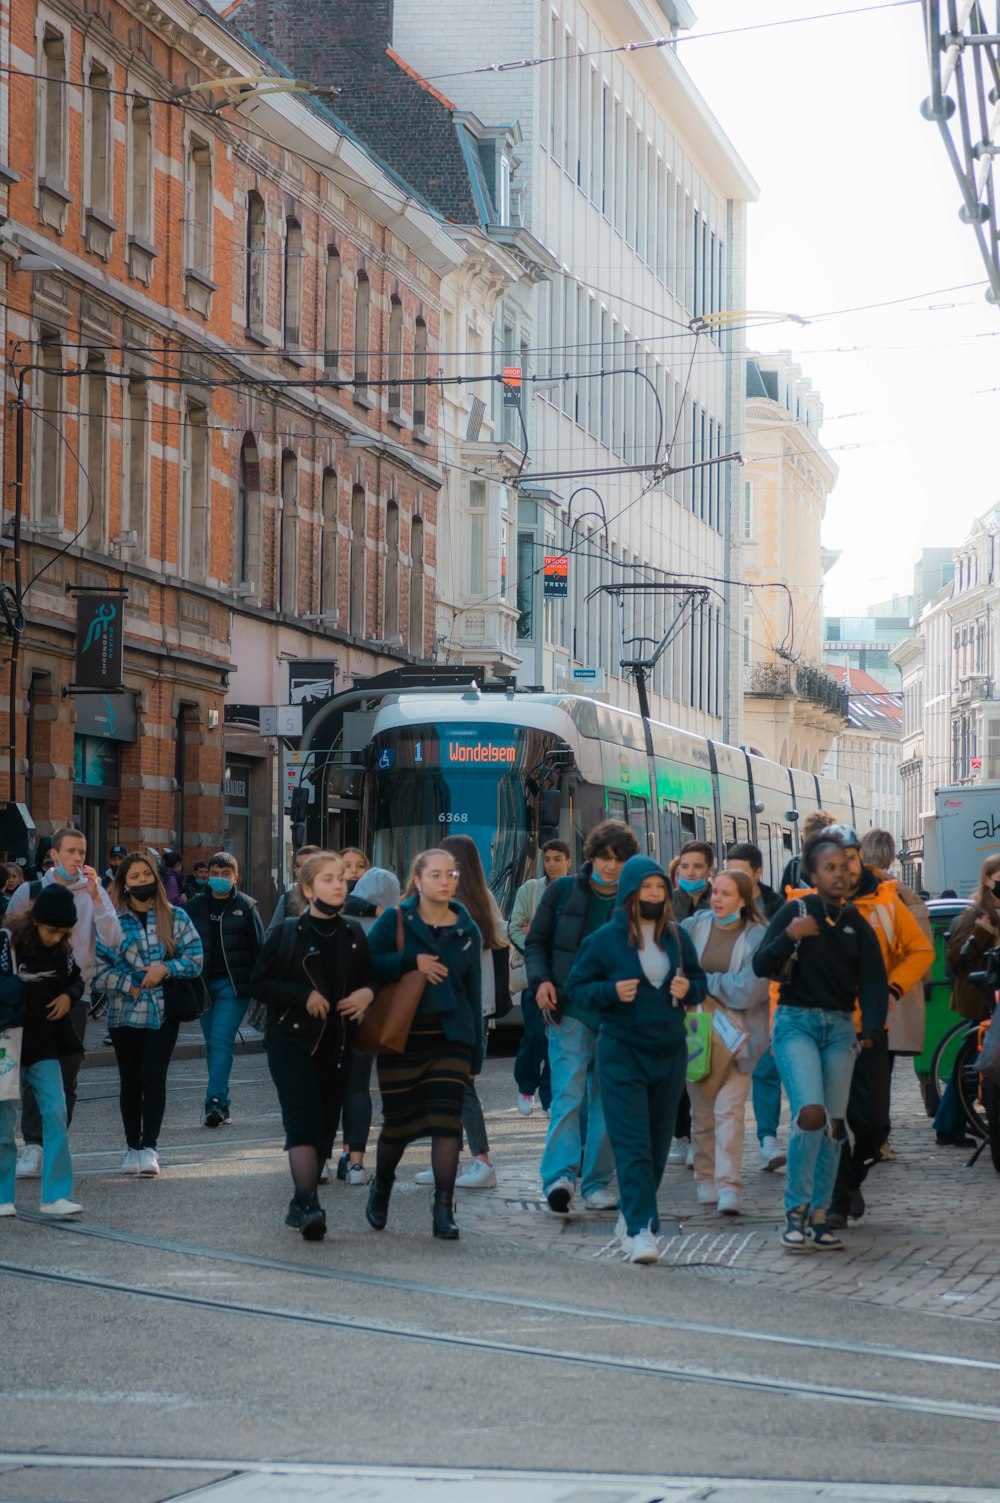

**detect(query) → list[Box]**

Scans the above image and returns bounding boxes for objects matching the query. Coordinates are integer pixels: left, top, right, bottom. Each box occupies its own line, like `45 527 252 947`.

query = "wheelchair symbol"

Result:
378 749 395 770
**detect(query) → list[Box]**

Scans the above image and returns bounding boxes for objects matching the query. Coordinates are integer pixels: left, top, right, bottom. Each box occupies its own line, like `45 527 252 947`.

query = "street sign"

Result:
502 365 522 408
543 555 568 598
570 666 605 688
283 747 314 810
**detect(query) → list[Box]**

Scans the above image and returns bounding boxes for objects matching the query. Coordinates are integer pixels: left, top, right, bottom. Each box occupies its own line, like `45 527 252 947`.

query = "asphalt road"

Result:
1 1031 998 1503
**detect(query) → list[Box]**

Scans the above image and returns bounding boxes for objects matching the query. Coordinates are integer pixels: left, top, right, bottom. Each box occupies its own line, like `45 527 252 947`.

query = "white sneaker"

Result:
346 1162 369 1187
696 1182 718 1205
717 1188 742 1215
40 1199 83 1217
582 1186 618 1210
629 1226 661 1264
121 1149 141 1176
759 1136 787 1173
319 1161 333 1184
138 1148 160 1177
516 1094 534 1116
667 1137 689 1166
0 1203 16 1218
414 1167 435 1185
15 1143 42 1179
614 1211 634 1253
686 1142 695 1169
455 1159 497 1189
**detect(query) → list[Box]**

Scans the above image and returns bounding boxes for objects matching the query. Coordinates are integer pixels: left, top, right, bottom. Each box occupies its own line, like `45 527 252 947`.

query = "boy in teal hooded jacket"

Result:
566 856 707 1251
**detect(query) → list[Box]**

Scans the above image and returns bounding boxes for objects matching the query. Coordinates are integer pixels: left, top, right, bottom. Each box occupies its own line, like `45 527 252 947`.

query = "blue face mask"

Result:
677 876 708 894
715 910 743 927
56 864 84 885
208 876 233 897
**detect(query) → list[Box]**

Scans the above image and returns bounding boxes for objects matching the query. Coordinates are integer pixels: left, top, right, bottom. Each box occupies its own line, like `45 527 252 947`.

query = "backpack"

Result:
247 917 300 1032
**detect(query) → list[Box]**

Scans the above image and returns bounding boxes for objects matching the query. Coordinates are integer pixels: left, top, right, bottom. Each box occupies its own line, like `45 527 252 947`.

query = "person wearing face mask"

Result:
670 842 715 921
566 857 707 1264
93 855 204 1176
8 826 122 1182
339 848 370 895
264 846 321 937
509 840 572 1116
182 861 211 903
185 853 265 1127
250 852 375 1240
681 871 771 1215
935 853 1000 1148
103 845 128 890
525 820 640 1217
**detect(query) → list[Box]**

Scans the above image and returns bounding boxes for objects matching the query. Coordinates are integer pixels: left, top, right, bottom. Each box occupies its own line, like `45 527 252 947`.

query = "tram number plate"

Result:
438 812 469 823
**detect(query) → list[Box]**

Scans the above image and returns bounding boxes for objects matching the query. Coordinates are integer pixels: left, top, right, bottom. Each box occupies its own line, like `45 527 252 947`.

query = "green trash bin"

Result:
913 898 970 1114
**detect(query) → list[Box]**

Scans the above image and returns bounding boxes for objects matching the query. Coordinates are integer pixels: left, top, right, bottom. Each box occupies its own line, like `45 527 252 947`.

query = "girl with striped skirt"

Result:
365 849 483 1240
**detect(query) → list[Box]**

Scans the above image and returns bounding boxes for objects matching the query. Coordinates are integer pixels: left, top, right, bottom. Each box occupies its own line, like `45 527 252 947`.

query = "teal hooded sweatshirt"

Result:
564 856 708 1052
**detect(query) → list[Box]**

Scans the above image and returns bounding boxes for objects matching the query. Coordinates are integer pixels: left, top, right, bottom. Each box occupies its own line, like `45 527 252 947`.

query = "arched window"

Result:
324 247 341 371
280 449 298 613
354 273 370 386
350 485 366 636
387 296 403 415
413 317 428 429
409 515 424 654
245 192 266 331
283 218 302 346
320 468 338 616
384 500 400 641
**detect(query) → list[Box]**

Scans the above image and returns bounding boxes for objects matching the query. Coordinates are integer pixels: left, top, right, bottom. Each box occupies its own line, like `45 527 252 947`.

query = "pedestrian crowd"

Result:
0 811 955 1262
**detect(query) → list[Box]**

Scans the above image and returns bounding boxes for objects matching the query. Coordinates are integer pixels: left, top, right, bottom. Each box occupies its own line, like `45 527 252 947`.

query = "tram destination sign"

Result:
374 723 519 769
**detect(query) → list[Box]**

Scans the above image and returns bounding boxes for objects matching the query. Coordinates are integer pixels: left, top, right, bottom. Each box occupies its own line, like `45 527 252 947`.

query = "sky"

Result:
678 0 1000 614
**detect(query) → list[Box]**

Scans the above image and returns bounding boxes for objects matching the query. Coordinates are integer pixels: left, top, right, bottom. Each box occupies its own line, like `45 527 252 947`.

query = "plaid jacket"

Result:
94 906 203 1030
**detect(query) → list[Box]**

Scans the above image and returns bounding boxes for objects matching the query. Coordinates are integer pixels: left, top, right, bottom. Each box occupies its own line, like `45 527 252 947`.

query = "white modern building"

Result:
392 0 757 741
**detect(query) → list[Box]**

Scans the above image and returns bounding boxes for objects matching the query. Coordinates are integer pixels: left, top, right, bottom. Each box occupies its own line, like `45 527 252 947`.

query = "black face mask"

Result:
313 896 342 917
639 899 665 920
127 883 157 904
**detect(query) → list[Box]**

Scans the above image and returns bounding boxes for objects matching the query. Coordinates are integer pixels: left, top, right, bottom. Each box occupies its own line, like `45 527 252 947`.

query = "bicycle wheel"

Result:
983 1079 1000 1173
953 1032 989 1141
927 1020 973 1117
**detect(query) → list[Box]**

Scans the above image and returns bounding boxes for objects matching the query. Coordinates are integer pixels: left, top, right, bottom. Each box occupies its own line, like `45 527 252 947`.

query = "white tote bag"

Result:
0 1027 22 1101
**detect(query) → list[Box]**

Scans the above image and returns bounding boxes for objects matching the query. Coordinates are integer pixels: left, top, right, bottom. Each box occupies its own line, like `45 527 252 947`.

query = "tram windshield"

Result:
367 720 568 912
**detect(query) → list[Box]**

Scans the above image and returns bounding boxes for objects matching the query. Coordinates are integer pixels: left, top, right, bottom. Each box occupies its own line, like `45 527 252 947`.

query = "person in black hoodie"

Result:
185 852 265 1127
753 833 888 1253
249 852 375 1240
0 886 85 1217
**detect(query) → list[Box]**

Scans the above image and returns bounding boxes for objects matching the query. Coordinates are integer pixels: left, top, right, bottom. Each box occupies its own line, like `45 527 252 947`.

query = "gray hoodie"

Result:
7 869 122 993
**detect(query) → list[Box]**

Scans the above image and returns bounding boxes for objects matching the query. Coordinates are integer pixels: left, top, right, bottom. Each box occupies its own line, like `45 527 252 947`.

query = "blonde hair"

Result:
298 851 345 900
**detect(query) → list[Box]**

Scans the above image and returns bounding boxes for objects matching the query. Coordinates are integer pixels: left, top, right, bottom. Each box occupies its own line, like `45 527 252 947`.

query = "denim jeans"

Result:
540 1013 614 1196
21 1002 87 1145
771 1007 858 1214
513 990 552 1109
1 1059 74 1203
933 1062 971 1139
200 978 247 1109
752 1048 783 1143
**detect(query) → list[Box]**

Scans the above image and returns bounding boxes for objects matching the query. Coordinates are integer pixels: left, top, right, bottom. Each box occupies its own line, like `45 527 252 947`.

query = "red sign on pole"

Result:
543 555 568 598
502 365 522 407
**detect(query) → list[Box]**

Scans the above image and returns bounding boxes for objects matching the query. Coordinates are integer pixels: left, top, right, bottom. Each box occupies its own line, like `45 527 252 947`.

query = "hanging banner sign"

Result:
74 594 124 691
543 555 568 598
502 365 522 408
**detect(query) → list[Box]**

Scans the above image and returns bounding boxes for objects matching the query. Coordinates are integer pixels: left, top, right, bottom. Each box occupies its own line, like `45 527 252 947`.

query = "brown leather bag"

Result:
356 908 427 1056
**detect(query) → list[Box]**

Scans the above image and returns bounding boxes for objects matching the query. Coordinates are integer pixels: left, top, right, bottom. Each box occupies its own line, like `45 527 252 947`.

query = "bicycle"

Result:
929 1006 1000 1173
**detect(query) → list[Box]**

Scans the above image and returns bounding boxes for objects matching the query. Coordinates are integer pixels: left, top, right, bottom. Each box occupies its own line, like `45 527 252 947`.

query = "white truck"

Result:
923 783 1000 896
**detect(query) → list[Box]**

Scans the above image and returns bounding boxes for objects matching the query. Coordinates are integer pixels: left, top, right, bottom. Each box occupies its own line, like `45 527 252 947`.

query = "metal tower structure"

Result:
922 2 1000 301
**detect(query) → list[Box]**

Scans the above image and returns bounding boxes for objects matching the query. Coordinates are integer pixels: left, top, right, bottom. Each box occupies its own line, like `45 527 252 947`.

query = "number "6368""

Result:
437 812 469 823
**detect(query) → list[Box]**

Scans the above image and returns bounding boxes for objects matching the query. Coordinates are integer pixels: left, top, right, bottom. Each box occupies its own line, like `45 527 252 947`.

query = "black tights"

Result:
289 1145 320 1200
376 1134 460 1196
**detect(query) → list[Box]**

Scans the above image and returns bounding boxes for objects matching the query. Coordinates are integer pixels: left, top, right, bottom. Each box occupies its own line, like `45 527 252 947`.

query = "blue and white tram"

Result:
362 688 866 913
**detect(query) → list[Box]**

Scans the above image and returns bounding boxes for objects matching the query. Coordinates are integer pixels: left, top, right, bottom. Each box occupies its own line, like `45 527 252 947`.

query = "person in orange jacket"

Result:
818 825 933 1227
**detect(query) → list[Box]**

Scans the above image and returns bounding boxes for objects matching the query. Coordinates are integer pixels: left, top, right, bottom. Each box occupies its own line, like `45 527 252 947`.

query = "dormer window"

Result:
497 153 511 226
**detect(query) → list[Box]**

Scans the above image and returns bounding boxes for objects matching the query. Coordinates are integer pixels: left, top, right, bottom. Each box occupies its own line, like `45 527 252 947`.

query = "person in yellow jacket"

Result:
816 826 932 1227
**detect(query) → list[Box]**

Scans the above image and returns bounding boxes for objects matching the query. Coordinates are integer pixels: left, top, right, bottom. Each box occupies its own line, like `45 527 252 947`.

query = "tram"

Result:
360 687 866 913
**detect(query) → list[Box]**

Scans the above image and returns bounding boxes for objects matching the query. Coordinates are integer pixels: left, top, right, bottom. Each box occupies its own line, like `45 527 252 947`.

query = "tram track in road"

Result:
16 1213 1000 1373
2 1252 999 1426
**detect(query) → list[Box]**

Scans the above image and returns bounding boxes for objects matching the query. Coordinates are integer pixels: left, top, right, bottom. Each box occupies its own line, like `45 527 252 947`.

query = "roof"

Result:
824 665 895 694
824 664 902 735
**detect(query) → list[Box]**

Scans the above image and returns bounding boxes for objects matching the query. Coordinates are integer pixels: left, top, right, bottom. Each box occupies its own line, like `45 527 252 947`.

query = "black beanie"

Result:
32 885 78 929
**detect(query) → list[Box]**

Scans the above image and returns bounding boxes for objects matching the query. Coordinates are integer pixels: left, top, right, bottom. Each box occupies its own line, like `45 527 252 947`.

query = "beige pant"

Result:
689 1063 752 1192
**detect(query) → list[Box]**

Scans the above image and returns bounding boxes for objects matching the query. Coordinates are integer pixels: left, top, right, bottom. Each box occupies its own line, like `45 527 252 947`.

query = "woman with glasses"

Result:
365 848 483 1240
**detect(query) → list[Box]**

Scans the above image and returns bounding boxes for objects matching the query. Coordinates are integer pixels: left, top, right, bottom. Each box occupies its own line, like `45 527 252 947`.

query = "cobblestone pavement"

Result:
455 1068 1000 1321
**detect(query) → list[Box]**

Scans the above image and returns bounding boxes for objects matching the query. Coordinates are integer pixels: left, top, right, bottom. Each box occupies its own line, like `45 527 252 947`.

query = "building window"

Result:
320 468 338 617
185 137 213 284
126 98 154 281
384 500 400 641
181 403 210 579
279 450 298 612
324 247 341 370
245 192 265 331
469 479 486 596
283 218 302 347
412 318 428 429
387 296 403 415
350 485 366 636
86 63 112 217
237 436 260 593
32 334 63 526
40 29 66 188
124 377 148 555
81 356 107 552
354 273 371 387
516 531 534 639
409 515 424 654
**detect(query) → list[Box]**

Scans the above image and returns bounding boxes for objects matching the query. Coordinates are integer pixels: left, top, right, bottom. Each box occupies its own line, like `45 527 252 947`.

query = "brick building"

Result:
0 0 465 904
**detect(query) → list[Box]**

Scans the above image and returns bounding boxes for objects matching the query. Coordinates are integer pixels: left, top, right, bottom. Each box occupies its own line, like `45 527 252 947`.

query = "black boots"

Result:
366 1174 394 1230
432 1188 459 1240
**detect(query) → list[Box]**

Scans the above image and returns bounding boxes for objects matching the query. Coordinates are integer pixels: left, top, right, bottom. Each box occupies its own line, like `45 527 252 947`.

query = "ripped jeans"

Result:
771 1007 858 1215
